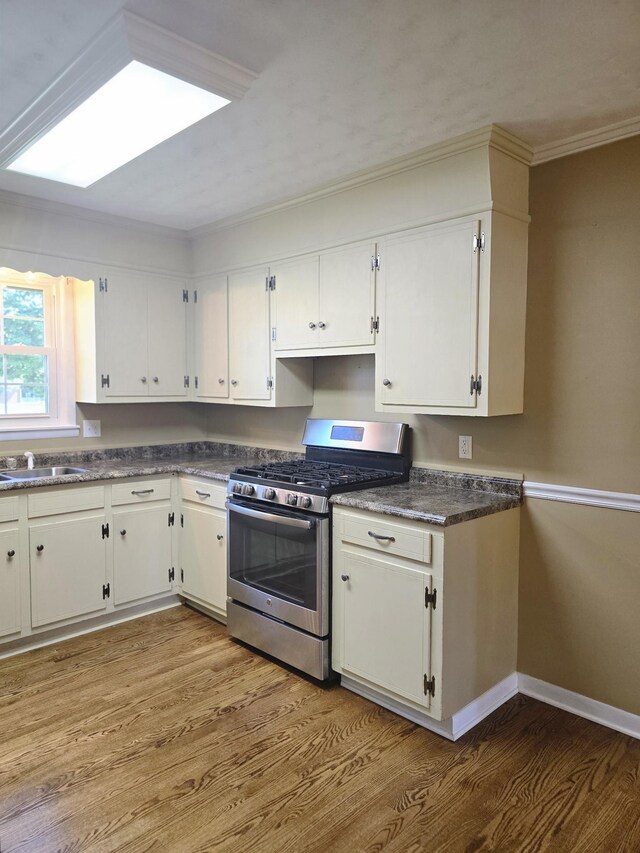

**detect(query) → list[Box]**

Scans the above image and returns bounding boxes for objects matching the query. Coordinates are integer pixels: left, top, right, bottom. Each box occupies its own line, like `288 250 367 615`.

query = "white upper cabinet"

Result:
376 210 528 416
74 271 188 402
192 274 229 399
228 265 272 401
272 241 376 355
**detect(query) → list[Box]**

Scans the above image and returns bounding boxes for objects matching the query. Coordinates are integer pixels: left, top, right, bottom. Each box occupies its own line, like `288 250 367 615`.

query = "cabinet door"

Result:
29 514 107 627
113 505 172 605
193 275 229 399
272 255 319 350
339 549 433 708
318 242 375 348
148 278 188 397
103 274 149 397
228 266 271 401
378 219 480 409
0 526 21 638
180 504 227 615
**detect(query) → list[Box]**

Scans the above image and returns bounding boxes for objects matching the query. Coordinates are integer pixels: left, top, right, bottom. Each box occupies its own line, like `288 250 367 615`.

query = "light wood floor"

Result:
1 606 639 853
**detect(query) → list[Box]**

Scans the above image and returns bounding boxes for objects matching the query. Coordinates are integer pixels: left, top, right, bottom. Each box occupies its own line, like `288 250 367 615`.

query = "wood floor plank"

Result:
1 606 639 853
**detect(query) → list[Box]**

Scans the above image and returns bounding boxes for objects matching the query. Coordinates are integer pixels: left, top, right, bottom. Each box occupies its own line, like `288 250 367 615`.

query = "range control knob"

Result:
232 482 243 494
300 496 312 509
263 488 276 500
241 483 255 496
286 493 298 506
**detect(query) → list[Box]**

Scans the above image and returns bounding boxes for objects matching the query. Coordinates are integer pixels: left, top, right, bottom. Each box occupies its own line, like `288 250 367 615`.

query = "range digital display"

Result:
330 425 365 442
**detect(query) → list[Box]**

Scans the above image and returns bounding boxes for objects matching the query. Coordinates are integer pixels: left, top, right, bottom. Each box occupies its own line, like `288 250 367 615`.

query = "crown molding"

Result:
0 189 187 240
531 116 640 165
190 124 533 238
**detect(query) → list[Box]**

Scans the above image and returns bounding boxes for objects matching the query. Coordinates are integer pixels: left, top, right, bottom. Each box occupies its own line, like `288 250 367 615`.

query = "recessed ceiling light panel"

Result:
0 11 256 187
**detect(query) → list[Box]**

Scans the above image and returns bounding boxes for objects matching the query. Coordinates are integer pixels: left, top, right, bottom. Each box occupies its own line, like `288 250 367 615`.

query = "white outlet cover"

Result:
458 435 473 459
83 419 101 438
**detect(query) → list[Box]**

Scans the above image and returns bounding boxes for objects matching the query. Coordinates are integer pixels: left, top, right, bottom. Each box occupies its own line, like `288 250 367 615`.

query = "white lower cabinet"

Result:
0 523 22 638
113 505 173 605
179 478 227 620
29 513 108 627
332 505 520 738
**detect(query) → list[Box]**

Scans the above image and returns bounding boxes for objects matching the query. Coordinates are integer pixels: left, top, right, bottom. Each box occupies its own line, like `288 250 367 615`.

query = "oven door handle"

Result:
227 501 315 530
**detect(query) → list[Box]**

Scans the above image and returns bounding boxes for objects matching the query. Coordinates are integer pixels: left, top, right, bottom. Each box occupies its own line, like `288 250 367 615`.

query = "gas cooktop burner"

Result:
233 460 395 489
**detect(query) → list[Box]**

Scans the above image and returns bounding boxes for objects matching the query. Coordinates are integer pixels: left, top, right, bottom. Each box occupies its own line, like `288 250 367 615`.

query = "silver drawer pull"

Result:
368 530 395 543
131 489 154 496
195 490 211 498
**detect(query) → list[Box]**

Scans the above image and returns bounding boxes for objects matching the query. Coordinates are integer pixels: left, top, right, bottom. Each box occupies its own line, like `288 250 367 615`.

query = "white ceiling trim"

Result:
190 124 533 238
531 116 640 165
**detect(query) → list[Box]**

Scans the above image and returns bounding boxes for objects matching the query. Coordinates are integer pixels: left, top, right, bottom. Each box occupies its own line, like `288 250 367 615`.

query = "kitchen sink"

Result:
0 466 88 481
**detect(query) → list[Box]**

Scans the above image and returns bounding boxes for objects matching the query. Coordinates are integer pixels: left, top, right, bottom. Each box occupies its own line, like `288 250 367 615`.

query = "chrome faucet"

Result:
24 451 35 470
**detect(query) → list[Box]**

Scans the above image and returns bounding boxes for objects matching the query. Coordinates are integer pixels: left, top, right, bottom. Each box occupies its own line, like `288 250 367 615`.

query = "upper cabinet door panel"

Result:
103 275 149 397
194 275 229 399
228 266 271 401
318 242 375 348
272 255 319 350
147 279 188 397
378 219 480 409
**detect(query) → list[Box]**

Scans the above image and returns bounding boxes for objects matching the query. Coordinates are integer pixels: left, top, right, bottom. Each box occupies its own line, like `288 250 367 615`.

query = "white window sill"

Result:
0 425 81 441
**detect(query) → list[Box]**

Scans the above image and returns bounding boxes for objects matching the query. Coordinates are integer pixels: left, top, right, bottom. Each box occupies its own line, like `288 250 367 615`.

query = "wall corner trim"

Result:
523 481 640 512
518 674 640 741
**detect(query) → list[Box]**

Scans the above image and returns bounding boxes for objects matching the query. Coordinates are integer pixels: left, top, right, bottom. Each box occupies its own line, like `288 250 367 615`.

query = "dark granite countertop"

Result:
331 466 523 526
0 443 522 526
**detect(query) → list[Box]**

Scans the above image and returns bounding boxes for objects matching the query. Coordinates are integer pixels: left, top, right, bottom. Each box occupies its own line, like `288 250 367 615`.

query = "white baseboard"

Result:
518 673 640 741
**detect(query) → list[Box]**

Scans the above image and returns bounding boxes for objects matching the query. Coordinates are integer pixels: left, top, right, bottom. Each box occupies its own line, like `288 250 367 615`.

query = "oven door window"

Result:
229 504 318 609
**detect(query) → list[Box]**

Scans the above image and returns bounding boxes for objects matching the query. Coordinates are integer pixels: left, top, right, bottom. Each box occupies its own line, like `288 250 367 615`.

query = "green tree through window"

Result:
1 285 50 416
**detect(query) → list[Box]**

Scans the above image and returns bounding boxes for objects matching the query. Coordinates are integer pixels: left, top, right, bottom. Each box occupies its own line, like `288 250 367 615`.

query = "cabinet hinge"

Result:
193 289 198 304
181 568 184 583
99 276 108 292
101 373 110 389
473 232 486 253
271 326 277 342
168 512 175 527
180 513 184 528
371 254 381 271
169 567 175 582
101 523 109 539
370 316 380 334
269 275 276 290
424 674 436 698
102 582 111 600
194 376 199 390
425 587 437 610
182 289 189 302
470 374 483 395
184 375 190 389
267 377 273 390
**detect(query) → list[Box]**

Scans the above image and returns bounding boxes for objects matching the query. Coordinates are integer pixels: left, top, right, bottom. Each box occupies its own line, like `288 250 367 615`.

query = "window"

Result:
0 269 78 440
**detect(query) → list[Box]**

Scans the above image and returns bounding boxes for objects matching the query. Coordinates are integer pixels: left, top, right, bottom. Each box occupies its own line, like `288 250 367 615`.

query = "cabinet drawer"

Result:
340 513 432 564
28 486 105 518
0 495 20 523
111 479 172 506
180 478 226 510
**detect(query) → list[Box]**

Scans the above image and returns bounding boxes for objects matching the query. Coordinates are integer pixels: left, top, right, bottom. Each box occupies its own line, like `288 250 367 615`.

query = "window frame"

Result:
0 269 79 440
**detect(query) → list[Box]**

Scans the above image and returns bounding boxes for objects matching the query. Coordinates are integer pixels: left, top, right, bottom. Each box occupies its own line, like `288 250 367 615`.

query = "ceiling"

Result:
1 0 639 232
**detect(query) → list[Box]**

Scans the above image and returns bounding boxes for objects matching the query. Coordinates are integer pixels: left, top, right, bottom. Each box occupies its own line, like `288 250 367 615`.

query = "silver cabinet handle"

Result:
120 529 127 536
217 534 224 541
218 378 225 384
318 321 326 329
382 379 392 387
368 530 395 543
231 379 238 386
152 376 159 383
309 322 316 329
195 490 211 498
141 376 147 383
341 574 349 582
131 488 154 496
36 544 44 552
7 549 15 558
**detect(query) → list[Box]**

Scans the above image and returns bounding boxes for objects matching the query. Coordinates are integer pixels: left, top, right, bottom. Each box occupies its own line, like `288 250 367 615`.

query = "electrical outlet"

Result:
458 435 472 459
83 419 101 438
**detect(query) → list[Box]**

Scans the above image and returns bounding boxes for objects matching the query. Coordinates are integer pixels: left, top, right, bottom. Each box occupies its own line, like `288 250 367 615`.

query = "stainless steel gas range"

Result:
226 419 410 680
